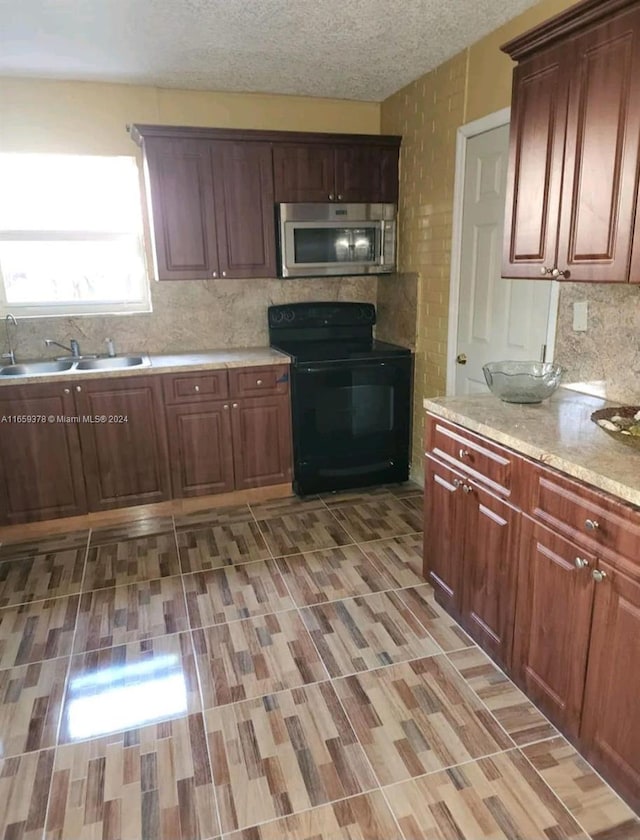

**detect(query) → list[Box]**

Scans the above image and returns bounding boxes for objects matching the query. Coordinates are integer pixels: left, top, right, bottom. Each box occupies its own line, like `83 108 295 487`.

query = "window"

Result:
0 153 150 317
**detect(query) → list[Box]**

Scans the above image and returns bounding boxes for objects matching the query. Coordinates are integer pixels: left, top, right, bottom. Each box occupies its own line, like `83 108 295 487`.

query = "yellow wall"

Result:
0 78 380 156
381 0 578 477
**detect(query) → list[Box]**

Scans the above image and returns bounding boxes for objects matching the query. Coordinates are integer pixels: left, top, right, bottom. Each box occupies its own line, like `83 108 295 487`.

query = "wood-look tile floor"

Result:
0 482 637 839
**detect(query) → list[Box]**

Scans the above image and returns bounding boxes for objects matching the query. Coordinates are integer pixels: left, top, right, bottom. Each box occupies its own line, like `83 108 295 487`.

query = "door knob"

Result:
456 353 467 365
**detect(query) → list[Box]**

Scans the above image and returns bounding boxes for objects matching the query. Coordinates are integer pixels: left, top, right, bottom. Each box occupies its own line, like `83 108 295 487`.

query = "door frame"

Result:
445 107 560 396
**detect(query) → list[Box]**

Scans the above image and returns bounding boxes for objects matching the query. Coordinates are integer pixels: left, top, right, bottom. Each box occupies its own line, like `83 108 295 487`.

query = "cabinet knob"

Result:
337 194 343 200
462 483 472 494
232 402 238 408
222 271 226 277
329 193 335 200
223 404 229 409
585 519 599 531
459 448 470 459
574 557 590 569
194 385 200 392
540 266 552 275
452 478 462 490
551 267 569 278
63 387 70 394
75 385 82 392
256 379 263 385
592 569 607 583
212 271 217 278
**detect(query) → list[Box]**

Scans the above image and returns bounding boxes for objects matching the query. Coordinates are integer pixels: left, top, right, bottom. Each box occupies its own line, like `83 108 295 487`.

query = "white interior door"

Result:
454 124 554 395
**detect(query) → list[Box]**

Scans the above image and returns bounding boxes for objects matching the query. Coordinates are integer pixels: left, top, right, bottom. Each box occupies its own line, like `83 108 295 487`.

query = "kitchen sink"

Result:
75 355 149 370
0 360 75 376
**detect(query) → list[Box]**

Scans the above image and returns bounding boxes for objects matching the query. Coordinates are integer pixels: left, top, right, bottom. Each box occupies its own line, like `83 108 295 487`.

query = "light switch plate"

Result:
573 300 588 332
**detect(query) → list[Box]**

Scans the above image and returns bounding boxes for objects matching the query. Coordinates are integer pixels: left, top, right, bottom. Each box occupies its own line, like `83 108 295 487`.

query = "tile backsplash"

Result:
555 282 640 403
5 276 378 361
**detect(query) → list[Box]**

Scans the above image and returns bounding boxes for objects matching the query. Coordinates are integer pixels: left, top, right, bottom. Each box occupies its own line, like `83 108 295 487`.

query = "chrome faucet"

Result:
2 314 17 365
44 338 81 358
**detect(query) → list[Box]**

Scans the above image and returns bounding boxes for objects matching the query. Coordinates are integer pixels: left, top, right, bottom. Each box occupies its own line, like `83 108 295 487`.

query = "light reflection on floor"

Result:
66 654 188 740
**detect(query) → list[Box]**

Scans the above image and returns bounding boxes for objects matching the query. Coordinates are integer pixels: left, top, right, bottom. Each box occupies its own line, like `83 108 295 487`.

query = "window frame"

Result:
0 153 152 319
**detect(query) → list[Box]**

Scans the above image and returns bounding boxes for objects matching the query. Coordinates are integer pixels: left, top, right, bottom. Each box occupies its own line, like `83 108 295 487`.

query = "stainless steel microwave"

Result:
277 203 397 278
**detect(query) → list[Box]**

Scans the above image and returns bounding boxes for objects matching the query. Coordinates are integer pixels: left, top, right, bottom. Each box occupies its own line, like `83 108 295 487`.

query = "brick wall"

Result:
381 52 468 479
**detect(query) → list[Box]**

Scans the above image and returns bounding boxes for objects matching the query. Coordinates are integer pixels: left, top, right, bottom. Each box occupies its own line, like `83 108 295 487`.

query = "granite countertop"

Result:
0 347 290 387
424 388 640 508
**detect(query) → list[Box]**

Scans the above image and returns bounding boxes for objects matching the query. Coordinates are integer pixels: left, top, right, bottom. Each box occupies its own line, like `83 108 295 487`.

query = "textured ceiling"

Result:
0 0 540 101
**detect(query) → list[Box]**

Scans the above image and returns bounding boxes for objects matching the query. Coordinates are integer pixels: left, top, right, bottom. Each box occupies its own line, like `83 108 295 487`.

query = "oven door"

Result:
291 356 412 494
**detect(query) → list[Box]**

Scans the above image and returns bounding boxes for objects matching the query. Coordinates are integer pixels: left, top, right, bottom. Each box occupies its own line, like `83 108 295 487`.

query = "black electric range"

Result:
269 302 413 495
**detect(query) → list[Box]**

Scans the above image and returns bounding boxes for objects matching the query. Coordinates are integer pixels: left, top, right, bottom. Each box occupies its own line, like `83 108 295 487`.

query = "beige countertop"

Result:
424 388 640 508
0 347 290 386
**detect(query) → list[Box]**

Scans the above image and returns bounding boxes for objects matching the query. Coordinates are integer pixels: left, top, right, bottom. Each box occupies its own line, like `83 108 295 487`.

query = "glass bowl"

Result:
482 361 564 404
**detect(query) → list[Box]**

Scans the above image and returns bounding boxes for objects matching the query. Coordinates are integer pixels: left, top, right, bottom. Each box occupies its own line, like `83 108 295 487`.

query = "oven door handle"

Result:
379 220 385 266
298 361 395 375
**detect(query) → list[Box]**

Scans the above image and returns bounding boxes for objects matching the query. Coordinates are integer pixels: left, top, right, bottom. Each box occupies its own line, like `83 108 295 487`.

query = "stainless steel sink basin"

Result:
75 355 149 371
0 360 75 376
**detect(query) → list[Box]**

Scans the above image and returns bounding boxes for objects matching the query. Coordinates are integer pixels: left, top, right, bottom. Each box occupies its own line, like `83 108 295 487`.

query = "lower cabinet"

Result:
166 402 235 497
0 382 87 523
513 517 595 738
580 560 640 812
74 376 171 510
424 455 518 666
424 412 640 812
0 363 293 524
164 365 292 498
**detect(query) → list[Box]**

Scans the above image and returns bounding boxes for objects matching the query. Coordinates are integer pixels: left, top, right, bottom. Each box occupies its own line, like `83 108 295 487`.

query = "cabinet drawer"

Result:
425 414 513 498
229 365 289 398
529 465 640 565
163 370 229 404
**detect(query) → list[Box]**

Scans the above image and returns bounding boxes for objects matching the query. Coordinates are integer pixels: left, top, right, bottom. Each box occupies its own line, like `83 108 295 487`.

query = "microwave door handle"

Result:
379 220 385 265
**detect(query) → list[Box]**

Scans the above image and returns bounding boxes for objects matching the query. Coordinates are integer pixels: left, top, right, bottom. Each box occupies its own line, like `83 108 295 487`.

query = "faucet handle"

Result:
69 339 80 357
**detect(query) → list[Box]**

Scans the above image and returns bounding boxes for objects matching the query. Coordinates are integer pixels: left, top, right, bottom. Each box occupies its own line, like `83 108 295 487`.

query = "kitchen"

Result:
1 2 639 837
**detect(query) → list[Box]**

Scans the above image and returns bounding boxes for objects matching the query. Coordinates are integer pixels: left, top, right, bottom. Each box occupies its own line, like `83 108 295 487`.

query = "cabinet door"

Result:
335 145 399 203
74 377 171 510
272 144 336 202
0 384 87 523
212 141 276 278
557 6 640 283
580 562 640 812
423 457 464 620
502 44 568 278
143 137 219 280
513 517 594 737
462 484 519 667
230 395 292 490
166 401 235 498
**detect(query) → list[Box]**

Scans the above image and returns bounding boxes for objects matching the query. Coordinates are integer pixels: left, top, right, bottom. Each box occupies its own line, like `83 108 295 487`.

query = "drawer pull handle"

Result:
194 385 200 392
585 519 599 531
462 483 472 494
256 379 263 385
592 569 607 583
459 448 470 459
574 557 589 570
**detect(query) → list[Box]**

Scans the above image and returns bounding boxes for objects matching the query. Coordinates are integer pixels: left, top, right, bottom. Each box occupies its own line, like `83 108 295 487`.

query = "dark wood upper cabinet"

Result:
580 560 640 813
502 0 640 283
143 137 219 281
502 44 568 279
74 376 171 511
272 144 336 202
212 140 276 278
0 383 87 524
273 140 401 204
